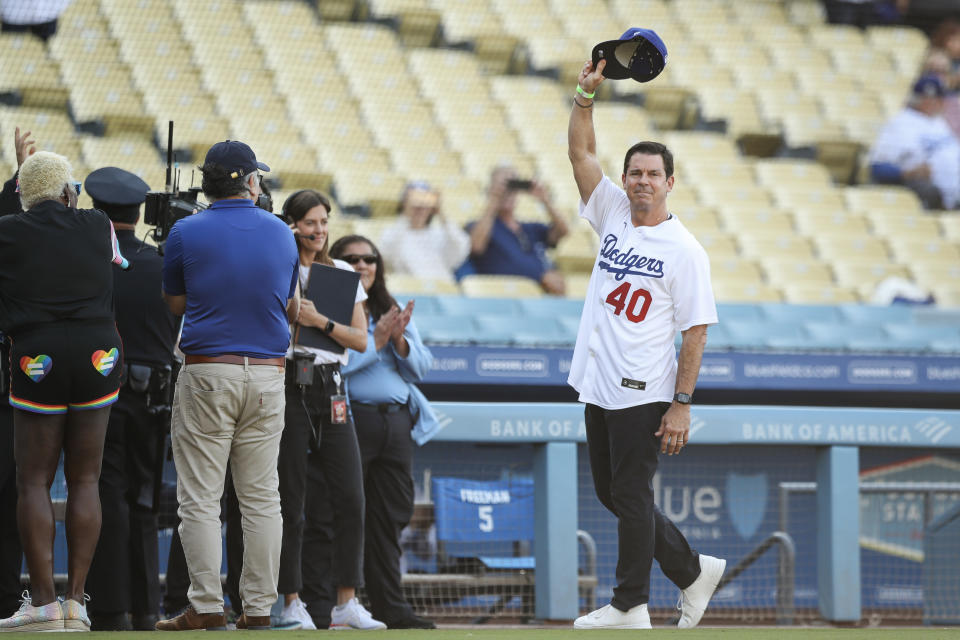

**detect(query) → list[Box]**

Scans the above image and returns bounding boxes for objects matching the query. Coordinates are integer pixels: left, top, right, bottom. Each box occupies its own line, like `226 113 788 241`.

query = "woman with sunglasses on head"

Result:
0 151 128 632
273 190 386 631
327 235 439 630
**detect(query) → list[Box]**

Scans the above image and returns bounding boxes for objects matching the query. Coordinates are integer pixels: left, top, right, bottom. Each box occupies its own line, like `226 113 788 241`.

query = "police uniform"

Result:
0 180 22 617
82 168 179 631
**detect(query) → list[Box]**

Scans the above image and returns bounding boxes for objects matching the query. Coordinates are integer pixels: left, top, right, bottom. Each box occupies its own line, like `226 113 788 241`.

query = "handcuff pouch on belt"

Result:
122 363 174 414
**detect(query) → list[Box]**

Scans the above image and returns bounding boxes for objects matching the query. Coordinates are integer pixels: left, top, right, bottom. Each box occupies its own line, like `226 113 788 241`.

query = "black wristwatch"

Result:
673 392 692 405
323 320 335 335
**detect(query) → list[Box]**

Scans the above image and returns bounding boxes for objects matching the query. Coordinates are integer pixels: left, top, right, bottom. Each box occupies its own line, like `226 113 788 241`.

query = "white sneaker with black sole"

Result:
279 597 315 631
573 603 651 629
329 598 386 630
677 554 726 629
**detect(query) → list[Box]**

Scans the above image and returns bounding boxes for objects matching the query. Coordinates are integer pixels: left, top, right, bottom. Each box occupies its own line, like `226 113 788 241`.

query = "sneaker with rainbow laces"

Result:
0 591 64 632
61 594 91 632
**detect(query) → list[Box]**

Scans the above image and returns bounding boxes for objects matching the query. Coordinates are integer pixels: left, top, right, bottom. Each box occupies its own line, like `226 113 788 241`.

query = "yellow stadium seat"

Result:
711 258 765 284
387 274 462 296
460 274 543 298
845 186 924 215
671 206 723 235
782 283 860 304
909 258 960 291
693 231 740 260
712 281 783 303
695 184 774 210
814 236 891 262
772 187 847 212
939 214 960 241
793 209 871 237
716 207 795 235
564 273 592 299
788 0 827 26
738 233 816 262
0 35 68 108
931 286 960 308
761 258 835 289
754 159 834 189
870 215 943 242
832 259 911 295
891 239 960 264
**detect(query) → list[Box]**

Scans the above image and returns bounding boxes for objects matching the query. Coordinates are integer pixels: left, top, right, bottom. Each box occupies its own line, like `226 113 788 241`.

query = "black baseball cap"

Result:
204 140 270 179
592 28 668 83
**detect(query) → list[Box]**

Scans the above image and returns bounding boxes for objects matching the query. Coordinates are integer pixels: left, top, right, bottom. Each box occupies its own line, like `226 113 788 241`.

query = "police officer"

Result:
83 167 180 631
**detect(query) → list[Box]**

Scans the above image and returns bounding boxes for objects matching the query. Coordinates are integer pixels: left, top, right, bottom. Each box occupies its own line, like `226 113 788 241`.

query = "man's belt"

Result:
184 354 285 367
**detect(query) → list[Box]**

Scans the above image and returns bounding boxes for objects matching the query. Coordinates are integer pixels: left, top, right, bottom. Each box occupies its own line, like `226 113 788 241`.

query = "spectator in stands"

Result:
0 150 127 632
466 167 569 295
274 189 379 631
823 0 910 27
0 0 70 40
379 181 470 283
329 234 439 630
921 49 960 137
869 74 960 209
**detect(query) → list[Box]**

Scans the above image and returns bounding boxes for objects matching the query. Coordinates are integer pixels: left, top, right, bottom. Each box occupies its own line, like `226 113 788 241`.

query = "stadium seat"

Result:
413 314 478 344
801 321 887 351
761 303 843 324
723 320 806 350
460 275 543 299
387 275 462 296
434 296 521 318
782 283 860 305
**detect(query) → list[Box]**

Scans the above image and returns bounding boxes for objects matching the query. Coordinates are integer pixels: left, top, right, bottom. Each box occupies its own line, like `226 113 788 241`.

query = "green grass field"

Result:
3 629 957 639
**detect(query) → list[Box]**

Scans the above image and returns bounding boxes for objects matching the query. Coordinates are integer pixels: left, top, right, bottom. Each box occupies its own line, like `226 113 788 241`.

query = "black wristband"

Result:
323 320 335 334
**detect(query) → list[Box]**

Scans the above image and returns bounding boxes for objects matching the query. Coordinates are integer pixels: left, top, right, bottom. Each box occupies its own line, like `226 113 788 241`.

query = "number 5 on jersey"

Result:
605 282 652 323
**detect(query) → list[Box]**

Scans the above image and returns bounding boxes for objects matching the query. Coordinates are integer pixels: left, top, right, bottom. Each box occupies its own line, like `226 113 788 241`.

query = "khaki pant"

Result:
170 361 285 617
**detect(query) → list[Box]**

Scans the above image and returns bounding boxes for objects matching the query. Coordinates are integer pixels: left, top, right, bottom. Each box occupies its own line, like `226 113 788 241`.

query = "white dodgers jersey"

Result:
568 176 718 410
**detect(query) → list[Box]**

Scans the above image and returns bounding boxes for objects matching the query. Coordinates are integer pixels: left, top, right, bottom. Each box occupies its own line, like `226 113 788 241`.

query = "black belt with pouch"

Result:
121 362 174 414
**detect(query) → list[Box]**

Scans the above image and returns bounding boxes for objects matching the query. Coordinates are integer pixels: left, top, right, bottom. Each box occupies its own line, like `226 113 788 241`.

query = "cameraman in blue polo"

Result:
157 141 299 632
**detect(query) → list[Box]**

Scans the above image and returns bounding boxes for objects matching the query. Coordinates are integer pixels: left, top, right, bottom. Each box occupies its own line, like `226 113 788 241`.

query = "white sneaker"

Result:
329 598 386 631
279 598 315 631
573 603 651 629
677 554 726 629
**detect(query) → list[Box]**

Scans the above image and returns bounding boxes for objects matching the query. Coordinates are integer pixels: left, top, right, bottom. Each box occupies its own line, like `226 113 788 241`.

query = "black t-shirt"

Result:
112 230 179 366
0 200 116 335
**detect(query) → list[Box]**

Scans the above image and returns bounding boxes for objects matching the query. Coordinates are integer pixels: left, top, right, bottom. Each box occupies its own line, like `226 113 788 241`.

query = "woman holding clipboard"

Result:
276 190 385 631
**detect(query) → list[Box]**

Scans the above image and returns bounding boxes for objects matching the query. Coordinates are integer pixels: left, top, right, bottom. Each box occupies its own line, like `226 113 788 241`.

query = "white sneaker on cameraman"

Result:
279 597 315 631
677 554 726 629
329 598 386 630
573 603 651 629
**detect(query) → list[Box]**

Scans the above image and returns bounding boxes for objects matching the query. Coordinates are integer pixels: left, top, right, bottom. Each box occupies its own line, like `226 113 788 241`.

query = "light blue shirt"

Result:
343 317 442 444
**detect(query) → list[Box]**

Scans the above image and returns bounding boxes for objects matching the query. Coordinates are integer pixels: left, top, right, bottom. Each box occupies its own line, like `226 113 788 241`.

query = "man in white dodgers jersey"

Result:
566 58 726 630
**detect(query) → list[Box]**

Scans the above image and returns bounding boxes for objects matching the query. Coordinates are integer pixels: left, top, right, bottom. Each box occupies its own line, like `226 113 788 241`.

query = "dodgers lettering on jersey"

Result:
568 176 718 410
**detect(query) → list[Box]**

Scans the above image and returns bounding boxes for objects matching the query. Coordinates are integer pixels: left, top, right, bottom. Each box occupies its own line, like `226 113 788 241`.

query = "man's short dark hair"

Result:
200 162 248 200
623 141 674 178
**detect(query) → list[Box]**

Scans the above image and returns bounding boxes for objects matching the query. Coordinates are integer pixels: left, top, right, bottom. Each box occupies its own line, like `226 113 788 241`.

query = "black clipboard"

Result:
295 263 361 353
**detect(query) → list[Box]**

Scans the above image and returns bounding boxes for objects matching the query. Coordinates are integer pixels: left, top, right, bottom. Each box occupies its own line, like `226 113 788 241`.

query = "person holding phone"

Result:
378 181 470 283
465 166 569 294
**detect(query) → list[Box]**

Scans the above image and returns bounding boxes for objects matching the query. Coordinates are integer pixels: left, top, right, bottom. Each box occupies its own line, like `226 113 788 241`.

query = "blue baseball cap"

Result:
592 28 667 83
913 74 947 98
204 140 270 179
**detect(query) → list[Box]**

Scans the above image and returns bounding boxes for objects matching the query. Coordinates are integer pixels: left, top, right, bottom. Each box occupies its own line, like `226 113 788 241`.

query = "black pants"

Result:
0 402 22 618
352 403 416 624
584 402 700 611
87 391 163 619
280 368 365 598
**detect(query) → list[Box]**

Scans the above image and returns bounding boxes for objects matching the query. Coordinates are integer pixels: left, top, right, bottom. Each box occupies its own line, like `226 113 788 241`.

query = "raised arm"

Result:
568 59 606 204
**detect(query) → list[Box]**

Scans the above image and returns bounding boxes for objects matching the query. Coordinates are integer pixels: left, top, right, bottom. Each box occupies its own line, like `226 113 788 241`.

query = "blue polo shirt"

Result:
162 198 298 358
467 218 554 281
